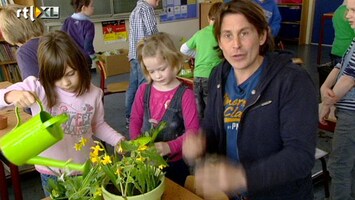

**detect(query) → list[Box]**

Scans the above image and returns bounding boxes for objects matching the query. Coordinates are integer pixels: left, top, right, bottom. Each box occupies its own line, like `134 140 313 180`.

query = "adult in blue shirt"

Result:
183 0 317 199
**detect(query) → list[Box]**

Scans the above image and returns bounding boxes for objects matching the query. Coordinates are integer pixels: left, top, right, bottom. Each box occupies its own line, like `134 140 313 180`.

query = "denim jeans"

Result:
40 173 57 197
193 77 209 119
125 59 146 119
328 108 355 200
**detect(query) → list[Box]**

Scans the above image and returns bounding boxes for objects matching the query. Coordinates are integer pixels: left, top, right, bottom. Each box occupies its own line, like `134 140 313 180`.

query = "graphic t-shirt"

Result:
224 60 267 162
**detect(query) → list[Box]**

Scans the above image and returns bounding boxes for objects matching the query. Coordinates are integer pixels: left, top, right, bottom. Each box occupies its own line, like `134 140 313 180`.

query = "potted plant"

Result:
47 123 168 200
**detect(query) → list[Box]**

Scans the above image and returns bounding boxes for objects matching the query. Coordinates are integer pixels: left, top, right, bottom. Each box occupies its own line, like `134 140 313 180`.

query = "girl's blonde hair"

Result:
0 5 44 45
38 30 91 108
137 32 184 83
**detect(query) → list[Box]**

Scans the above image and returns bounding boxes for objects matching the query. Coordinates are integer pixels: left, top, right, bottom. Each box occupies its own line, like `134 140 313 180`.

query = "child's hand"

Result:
154 142 171 156
319 103 331 125
115 137 126 154
320 86 336 103
5 90 37 108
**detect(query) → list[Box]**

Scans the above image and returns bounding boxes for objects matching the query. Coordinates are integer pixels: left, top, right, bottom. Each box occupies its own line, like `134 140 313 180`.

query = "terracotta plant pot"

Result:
0 115 7 130
102 177 165 200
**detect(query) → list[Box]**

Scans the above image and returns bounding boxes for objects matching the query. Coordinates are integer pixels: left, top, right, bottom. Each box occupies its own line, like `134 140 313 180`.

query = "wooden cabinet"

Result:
199 0 223 29
278 0 310 44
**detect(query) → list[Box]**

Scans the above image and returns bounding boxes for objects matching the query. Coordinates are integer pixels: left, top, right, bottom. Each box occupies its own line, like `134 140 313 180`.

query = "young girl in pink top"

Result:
0 30 125 196
129 32 200 186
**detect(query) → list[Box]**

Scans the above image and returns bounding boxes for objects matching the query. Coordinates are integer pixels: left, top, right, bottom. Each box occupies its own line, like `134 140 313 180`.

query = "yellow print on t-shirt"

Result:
224 94 247 123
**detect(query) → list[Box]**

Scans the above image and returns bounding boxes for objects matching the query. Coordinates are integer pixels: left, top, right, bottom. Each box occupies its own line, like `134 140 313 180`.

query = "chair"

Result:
96 61 129 102
313 148 330 198
313 104 335 198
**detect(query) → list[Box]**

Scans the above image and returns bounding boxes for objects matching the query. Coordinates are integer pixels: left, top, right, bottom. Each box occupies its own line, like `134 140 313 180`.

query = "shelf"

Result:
281 21 300 25
278 3 302 6
0 60 17 65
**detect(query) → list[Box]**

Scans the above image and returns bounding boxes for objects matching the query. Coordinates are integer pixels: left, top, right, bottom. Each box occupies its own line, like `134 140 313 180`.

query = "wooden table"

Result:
177 76 193 90
41 178 203 200
0 81 31 200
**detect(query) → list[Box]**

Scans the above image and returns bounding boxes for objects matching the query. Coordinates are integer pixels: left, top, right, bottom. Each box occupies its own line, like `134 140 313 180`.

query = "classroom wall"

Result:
46 17 199 53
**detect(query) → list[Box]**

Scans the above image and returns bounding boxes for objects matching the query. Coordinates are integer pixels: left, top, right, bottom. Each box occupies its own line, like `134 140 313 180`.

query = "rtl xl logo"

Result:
16 6 60 21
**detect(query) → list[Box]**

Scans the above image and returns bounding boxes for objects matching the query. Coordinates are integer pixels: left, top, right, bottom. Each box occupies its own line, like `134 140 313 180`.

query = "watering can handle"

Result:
42 113 69 129
14 100 44 128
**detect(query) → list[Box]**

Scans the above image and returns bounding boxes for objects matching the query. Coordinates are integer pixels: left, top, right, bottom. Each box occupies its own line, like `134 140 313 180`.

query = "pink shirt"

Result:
0 76 124 175
130 83 199 161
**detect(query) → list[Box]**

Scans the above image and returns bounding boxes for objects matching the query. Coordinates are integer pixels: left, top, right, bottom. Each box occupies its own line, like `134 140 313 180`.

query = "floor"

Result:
4 43 334 200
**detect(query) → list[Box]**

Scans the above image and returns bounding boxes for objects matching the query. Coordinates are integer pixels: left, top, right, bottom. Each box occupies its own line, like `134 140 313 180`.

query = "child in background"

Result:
61 0 96 69
331 0 355 66
180 2 222 119
129 33 200 186
0 5 44 79
126 0 160 128
319 0 355 199
0 30 125 196
253 0 281 37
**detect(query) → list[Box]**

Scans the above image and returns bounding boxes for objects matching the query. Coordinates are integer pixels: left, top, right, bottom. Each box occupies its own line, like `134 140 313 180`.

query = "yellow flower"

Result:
80 137 88 146
101 154 112 165
117 144 123 153
91 145 104 156
158 164 166 170
94 187 102 197
74 137 89 151
90 152 100 163
74 143 82 151
136 156 145 162
116 167 122 175
138 145 148 151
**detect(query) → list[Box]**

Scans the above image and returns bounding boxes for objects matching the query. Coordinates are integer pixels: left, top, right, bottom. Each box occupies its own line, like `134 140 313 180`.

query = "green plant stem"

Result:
101 164 120 193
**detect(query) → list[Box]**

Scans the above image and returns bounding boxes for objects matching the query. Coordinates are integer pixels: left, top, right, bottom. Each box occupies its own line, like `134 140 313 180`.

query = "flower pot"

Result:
102 177 165 200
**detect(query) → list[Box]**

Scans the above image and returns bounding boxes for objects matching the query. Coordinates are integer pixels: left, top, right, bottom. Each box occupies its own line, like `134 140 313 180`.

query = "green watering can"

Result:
0 101 89 172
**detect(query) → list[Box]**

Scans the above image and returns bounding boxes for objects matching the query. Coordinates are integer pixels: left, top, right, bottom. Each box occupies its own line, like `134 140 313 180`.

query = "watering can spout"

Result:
27 157 89 172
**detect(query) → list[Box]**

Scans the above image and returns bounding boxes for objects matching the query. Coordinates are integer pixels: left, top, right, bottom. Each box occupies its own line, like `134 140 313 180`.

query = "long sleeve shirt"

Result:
0 76 124 175
128 0 158 60
16 38 40 79
61 13 95 65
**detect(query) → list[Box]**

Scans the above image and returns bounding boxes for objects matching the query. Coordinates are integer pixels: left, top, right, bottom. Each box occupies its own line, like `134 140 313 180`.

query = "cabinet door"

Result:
199 3 211 29
279 4 302 22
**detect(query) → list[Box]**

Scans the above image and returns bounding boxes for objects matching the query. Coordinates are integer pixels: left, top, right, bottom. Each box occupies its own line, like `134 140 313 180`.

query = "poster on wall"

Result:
102 20 128 43
160 0 197 22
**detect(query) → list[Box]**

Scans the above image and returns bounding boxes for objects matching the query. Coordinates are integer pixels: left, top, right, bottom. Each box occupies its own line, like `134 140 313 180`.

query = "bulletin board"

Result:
160 0 198 22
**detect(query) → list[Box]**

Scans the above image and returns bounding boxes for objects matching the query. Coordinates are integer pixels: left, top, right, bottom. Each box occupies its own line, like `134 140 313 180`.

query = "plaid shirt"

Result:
128 0 158 60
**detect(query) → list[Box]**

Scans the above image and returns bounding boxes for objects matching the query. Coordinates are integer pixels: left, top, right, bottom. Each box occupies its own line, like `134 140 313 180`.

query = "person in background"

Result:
253 0 281 37
0 4 44 79
183 0 317 199
331 0 355 66
62 0 96 70
126 0 160 129
130 33 199 186
0 30 125 197
319 0 355 199
180 2 223 119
